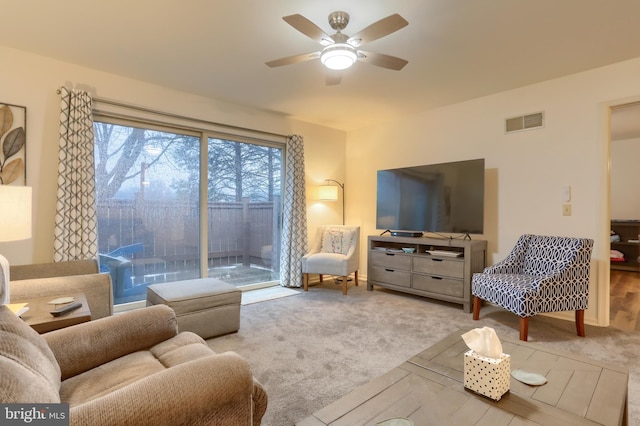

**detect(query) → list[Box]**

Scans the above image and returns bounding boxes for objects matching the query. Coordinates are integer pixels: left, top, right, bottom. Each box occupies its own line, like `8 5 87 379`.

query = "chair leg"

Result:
303 273 309 291
472 296 481 320
519 317 529 341
342 276 348 295
354 271 359 286
576 310 585 337
319 274 323 283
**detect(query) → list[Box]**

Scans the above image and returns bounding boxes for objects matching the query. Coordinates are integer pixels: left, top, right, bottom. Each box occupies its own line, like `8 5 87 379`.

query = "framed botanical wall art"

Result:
0 103 26 185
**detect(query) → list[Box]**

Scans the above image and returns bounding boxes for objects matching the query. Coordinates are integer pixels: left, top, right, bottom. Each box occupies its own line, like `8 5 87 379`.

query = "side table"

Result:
13 293 92 333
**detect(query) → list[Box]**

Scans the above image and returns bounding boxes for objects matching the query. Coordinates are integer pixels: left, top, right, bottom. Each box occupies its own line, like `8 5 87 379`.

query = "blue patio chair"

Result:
99 243 146 302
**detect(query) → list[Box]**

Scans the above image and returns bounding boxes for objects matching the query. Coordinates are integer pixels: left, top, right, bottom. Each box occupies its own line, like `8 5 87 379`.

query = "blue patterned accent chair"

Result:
472 234 594 341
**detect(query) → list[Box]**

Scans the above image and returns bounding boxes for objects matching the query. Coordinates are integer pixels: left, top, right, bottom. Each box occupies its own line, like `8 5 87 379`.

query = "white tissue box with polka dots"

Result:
463 350 511 401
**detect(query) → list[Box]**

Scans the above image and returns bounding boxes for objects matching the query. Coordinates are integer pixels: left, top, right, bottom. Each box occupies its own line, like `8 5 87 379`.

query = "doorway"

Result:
609 102 640 331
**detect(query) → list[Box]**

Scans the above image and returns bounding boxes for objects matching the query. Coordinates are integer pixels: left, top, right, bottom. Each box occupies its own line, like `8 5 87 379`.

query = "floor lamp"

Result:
0 186 32 304
318 179 345 225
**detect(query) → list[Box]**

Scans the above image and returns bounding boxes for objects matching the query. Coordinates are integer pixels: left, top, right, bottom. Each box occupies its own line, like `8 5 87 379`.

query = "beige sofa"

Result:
10 259 113 319
0 303 268 425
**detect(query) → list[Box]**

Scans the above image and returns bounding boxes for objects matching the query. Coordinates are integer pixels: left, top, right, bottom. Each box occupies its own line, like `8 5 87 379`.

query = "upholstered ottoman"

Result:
146 278 241 339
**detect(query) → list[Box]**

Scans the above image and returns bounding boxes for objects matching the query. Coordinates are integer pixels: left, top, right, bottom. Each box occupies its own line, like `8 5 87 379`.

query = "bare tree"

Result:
206 139 281 202
94 123 186 200
94 121 281 203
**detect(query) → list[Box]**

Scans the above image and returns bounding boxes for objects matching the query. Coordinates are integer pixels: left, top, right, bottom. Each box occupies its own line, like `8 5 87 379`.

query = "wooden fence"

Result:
97 197 280 275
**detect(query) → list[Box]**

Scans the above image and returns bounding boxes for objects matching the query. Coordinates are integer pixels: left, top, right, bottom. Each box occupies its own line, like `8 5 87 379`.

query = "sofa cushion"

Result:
0 305 61 402
321 227 353 255
60 331 216 405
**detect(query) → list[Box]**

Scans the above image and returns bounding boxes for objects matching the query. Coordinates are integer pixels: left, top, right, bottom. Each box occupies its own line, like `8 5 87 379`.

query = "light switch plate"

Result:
563 185 571 203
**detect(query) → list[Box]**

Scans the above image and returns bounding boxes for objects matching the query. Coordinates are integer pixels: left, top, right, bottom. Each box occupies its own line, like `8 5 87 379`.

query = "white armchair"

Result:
302 225 360 295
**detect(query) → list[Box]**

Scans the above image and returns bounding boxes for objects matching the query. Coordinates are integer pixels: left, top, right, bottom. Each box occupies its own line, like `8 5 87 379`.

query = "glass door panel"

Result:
206 138 282 287
94 122 200 305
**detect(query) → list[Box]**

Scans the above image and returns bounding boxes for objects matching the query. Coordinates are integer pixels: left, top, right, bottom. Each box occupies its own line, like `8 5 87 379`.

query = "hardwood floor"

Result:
609 269 640 331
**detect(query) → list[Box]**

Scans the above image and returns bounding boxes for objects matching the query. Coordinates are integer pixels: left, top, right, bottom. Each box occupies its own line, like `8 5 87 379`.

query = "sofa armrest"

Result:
252 378 268 426
482 252 525 275
10 259 99 280
10 273 113 319
43 305 178 380
483 262 516 275
69 352 256 426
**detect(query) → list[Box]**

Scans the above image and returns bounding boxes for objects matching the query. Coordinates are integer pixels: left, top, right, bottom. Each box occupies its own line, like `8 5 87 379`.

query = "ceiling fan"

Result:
266 11 409 85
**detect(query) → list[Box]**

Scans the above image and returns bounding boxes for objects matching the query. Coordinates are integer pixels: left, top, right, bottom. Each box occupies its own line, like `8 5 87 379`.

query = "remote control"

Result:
50 302 83 317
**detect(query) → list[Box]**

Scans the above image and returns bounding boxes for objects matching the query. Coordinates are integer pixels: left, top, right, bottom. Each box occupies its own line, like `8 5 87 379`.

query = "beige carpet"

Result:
241 286 301 305
208 281 640 426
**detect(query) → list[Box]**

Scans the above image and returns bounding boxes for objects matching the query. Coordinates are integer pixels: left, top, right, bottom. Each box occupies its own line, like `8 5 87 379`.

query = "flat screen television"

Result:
376 158 484 235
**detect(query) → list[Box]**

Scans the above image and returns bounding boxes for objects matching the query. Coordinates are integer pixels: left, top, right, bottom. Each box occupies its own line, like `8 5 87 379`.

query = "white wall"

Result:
0 45 345 266
347 56 640 327
290 121 347 244
611 137 640 219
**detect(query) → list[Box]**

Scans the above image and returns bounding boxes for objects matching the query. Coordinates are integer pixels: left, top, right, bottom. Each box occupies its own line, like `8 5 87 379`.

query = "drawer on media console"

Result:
370 251 411 271
369 267 411 288
413 256 464 279
412 275 464 298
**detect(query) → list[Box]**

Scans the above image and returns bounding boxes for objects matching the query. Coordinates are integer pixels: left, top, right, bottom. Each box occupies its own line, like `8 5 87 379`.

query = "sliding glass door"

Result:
205 138 282 287
94 119 283 305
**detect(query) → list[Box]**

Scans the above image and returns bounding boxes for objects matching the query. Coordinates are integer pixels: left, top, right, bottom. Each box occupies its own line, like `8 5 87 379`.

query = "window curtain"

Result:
279 134 308 287
53 87 98 261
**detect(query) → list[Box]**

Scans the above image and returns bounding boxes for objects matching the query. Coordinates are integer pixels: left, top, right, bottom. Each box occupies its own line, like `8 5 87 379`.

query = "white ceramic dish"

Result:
425 250 462 257
511 369 547 386
48 296 75 305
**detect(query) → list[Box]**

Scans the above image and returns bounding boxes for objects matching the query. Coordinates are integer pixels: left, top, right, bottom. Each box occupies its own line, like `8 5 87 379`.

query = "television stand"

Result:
421 232 473 240
367 235 487 312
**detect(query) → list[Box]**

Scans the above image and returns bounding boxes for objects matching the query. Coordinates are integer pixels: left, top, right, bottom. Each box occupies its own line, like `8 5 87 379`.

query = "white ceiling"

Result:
2 1 640 132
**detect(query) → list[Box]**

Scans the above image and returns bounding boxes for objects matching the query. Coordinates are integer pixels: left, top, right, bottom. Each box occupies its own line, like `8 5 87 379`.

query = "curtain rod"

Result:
57 88 289 140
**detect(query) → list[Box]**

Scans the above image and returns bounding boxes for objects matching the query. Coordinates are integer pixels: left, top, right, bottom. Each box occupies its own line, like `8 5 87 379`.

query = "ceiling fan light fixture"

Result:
320 43 357 70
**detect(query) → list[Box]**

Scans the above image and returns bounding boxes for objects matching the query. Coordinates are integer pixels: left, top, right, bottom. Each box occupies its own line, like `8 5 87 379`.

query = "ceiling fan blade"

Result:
325 71 343 86
347 14 408 47
283 14 334 45
358 50 408 71
265 52 320 68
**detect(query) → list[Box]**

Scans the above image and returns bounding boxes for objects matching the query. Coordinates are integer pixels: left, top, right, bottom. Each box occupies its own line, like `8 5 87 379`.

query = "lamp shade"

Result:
0 186 32 242
320 44 357 70
318 185 339 201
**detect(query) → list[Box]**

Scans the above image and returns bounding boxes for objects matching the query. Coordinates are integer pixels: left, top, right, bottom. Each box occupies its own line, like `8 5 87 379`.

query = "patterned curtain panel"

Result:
279 134 308 287
53 87 98 261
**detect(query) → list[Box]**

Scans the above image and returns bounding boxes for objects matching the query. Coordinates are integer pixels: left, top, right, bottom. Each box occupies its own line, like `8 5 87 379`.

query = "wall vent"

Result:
505 111 544 133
